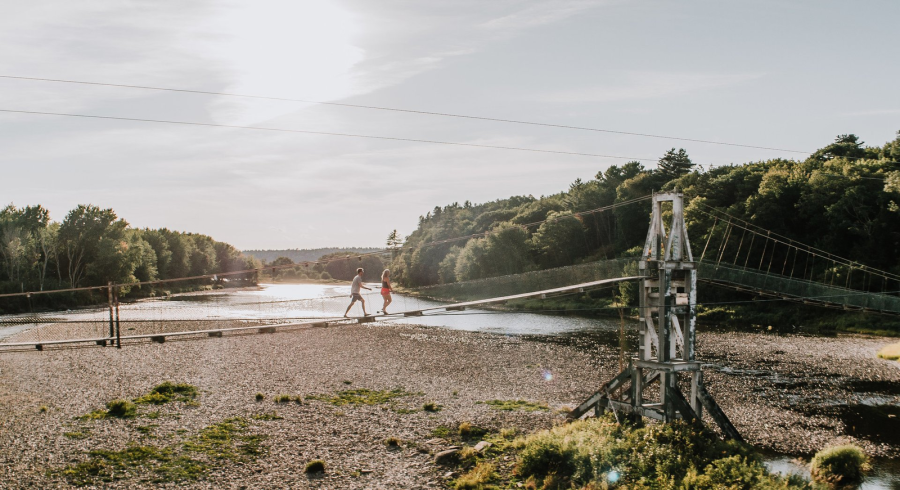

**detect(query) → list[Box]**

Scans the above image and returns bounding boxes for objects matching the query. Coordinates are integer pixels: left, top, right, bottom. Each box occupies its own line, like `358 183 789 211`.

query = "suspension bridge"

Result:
2 191 898 439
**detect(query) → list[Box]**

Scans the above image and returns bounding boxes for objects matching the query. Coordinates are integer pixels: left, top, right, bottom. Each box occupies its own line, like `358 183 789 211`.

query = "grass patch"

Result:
57 444 206 485
136 424 158 436
79 399 137 420
385 437 401 448
458 422 488 440
183 417 266 460
305 459 326 473
432 426 451 438
64 431 90 440
56 416 267 486
39 405 48 413
274 394 294 403
877 342 900 361
454 462 497 490
306 388 412 407
146 411 161 419
251 412 283 421
255 393 265 401
478 400 549 412
810 444 870 486
423 401 442 412
134 382 198 405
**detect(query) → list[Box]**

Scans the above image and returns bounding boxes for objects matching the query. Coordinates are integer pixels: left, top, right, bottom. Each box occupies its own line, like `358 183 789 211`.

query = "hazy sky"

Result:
1 0 898 250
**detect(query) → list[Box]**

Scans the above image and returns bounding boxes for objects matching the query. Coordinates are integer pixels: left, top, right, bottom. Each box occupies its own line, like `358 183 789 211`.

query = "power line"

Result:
0 74 810 155
0 108 658 162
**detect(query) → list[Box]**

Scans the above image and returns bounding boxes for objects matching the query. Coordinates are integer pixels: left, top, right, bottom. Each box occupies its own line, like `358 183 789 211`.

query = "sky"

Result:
1 0 898 250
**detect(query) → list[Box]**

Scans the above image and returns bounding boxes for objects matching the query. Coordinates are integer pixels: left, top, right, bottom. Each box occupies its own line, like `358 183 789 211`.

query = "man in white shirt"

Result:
344 268 372 317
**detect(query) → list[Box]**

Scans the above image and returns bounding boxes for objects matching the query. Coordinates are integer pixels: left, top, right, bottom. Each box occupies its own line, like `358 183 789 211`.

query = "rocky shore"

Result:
0 321 897 488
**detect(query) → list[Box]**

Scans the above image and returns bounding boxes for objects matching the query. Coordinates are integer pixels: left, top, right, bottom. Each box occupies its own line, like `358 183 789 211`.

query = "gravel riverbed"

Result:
0 322 898 489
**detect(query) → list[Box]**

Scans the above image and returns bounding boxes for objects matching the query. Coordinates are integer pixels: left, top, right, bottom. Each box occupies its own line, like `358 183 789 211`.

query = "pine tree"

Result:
657 148 694 180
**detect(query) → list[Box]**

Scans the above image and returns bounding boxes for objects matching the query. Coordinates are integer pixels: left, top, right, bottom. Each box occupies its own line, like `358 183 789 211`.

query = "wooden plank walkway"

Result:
0 276 642 351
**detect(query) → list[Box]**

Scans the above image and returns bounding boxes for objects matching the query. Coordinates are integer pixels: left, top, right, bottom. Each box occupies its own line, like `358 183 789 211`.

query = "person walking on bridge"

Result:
379 269 393 314
344 268 371 317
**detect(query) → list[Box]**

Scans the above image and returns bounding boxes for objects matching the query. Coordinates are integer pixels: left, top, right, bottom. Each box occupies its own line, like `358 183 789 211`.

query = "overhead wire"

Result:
0 108 656 162
0 74 812 155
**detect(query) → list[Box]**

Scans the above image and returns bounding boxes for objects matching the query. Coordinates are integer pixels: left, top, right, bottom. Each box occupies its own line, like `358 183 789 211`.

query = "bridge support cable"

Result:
570 191 739 440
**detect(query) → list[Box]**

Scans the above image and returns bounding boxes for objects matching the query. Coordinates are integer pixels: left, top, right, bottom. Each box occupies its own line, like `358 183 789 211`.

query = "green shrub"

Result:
305 459 326 473
255 393 265 401
510 416 804 489
810 444 870 485
106 399 137 419
423 401 442 412
682 455 768 489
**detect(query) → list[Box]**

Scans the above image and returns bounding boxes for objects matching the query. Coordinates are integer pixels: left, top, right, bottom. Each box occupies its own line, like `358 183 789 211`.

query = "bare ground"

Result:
0 322 897 489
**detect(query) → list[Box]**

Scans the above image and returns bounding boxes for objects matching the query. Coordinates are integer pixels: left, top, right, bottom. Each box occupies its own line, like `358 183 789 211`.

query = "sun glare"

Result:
202 0 363 125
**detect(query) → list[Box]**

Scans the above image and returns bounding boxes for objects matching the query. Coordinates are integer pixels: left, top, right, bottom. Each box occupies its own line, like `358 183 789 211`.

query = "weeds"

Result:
306 388 412 407
478 400 548 412
305 459 326 473
423 401 442 412
63 431 90 440
183 418 265 461
458 422 488 440
255 393 265 401
251 412 283 421
134 382 198 405
274 394 293 403
385 437 401 448
432 426 451 438
454 462 497 490
39 405 48 413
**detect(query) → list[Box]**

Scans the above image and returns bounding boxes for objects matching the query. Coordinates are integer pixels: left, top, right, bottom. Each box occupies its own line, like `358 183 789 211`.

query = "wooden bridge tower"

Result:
570 191 742 440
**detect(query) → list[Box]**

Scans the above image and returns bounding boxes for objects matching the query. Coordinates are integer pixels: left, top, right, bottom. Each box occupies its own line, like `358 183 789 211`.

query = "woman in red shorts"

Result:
380 269 393 314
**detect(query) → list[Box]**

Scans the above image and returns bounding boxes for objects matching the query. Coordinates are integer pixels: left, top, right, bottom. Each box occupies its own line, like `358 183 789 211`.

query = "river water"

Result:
2 282 899 487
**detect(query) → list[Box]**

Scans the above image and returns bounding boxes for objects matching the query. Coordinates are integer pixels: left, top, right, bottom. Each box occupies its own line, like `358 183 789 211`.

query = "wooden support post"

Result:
114 287 121 349
107 282 114 342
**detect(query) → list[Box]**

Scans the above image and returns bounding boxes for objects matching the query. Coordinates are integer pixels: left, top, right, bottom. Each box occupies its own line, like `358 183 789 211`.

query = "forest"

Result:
388 132 900 332
0 204 260 312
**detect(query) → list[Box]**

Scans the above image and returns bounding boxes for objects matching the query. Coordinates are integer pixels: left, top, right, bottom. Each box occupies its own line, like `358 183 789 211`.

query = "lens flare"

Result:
541 368 553 381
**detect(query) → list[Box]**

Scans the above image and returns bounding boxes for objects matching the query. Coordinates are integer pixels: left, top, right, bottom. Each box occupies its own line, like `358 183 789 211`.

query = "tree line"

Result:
387 132 900 330
0 204 260 312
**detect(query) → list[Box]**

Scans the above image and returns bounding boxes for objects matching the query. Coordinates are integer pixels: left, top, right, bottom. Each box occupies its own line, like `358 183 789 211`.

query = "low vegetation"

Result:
877 342 900 361
810 444 870 486
423 401 442 412
306 388 413 407
134 382 199 405
251 412 283 421
442 415 811 489
57 415 267 486
455 462 497 489
305 459 326 474
479 399 549 412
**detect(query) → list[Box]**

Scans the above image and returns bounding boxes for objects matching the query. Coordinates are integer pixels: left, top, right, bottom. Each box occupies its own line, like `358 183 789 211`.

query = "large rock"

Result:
433 448 460 465
473 441 492 453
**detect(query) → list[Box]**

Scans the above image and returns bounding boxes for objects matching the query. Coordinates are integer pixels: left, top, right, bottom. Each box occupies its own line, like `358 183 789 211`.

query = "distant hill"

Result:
241 247 382 264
